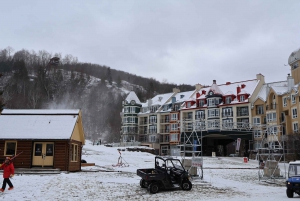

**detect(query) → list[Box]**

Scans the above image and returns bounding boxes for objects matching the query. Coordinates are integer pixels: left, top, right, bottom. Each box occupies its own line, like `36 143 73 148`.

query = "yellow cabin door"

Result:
32 142 54 167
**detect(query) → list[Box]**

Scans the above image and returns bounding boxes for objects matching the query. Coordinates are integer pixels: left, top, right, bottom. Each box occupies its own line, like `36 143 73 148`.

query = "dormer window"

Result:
199 100 205 107
187 102 191 108
240 95 245 102
225 96 232 104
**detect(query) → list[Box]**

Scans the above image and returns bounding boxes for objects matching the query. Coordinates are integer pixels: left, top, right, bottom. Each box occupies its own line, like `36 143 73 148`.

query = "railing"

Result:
149 119 157 124
182 116 193 121
236 111 249 117
266 104 277 110
148 129 157 134
160 119 170 123
160 129 170 133
139 121 148 125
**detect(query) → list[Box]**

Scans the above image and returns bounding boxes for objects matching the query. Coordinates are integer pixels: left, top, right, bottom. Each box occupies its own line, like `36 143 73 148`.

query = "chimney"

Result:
196 92 200 98
195 84 202 90
213 80 216 84
202 90 206 95
226 82 231 85
256 73 265 83
241 84 246 89
237 85 241 95
173 87 180 93
287 74 294 92
148 99 152 107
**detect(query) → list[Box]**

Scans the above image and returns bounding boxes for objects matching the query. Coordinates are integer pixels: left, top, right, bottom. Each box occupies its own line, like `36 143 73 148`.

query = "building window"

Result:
253 117 261 125
292 94 296 104
256 105 264 115
240 95 245 102
222 108 232 117
4 141 17 156
208 99 215 106
254 130 262 138
208 109 219 117
266 112 276 122
283 97 287 107
149 135 156 142
170 134 178 142
161 145 169 155
149 116 157 124
225 96 232 104
199 100 205 107
71 144 78 162
293 122 298 133
292 108 298 119
171 113 178 120
171 123 178 131
196 110 205 119
187 102 191 108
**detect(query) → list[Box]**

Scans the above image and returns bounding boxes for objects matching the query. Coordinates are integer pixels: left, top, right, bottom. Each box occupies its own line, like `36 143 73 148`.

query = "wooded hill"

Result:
0 47 195 142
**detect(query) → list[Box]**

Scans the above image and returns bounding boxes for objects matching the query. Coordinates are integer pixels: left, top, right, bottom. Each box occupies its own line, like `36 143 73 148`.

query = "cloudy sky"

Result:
1 0 300 86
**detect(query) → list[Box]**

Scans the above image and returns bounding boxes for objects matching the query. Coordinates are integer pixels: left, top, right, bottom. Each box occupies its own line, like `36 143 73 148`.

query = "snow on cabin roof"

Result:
151 92 174 105
1 109 80 115
0 110 80 139
125 91 141 104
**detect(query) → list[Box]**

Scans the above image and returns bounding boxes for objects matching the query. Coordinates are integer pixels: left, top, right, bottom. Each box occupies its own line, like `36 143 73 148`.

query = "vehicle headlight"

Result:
287 182 291 185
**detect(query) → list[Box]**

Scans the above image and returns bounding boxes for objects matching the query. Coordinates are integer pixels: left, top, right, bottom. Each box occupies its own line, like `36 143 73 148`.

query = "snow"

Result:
1 140 295 200
0 115 78 139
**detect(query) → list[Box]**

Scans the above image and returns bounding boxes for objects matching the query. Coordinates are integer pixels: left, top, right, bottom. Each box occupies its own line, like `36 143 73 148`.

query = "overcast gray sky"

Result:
1 0 300 86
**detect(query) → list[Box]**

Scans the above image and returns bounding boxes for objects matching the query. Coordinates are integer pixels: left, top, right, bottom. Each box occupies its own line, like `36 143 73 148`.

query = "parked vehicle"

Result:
137 156 192 194
286 161 300 198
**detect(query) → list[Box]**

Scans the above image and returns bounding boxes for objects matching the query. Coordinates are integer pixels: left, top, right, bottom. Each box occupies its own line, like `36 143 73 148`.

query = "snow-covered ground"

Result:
1 140 296 201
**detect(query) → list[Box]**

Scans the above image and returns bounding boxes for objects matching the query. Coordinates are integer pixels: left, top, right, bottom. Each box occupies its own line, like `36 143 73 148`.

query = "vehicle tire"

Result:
140 179 146 188
286 189 294 198
148 182 159 194
181 180 192 191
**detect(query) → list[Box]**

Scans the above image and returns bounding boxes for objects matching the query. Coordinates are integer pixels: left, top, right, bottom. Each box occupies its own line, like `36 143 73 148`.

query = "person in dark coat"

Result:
0 157 15 192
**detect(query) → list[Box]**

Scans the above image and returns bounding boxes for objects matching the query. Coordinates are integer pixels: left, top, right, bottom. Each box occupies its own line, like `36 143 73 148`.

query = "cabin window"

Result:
4 141 17 156
71 144 78 162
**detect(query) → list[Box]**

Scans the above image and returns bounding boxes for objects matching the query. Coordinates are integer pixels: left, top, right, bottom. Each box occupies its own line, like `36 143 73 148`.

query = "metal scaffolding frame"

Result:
256 124 286 183
178 119 204 179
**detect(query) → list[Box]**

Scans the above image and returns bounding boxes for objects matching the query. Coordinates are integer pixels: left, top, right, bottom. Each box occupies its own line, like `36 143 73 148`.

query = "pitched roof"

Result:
125 91 141 104
0 109 80 140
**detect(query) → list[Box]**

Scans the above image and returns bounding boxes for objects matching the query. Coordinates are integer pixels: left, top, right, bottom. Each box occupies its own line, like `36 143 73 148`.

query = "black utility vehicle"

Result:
137 156 192 194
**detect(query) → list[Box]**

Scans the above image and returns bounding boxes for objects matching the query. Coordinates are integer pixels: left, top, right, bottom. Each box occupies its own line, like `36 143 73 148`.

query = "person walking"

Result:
0 157 15 192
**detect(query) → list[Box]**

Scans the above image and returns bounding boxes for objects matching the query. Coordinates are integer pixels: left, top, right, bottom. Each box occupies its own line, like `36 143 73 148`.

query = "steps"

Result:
12 168 61 175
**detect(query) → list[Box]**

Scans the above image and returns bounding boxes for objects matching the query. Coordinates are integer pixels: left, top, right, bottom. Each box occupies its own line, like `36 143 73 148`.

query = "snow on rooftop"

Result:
125 91 141 104
0 114 78 139
1 109 80 115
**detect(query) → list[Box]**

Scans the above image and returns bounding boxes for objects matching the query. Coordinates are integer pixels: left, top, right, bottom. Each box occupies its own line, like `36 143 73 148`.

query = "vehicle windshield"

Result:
288 164 300 177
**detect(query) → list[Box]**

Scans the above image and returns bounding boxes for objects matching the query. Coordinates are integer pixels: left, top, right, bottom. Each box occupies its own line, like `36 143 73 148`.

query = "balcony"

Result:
159 135 170 143
266 104 277 111
149 119 157 124
139 120 148 125
236 110 249 117
160 118 170 123
148 129 157 134
160 129 170 133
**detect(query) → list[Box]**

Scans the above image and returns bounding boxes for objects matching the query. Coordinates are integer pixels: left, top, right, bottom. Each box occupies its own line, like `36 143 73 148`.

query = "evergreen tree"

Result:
106 67 112 85
0 73 5 111
116 75 122 88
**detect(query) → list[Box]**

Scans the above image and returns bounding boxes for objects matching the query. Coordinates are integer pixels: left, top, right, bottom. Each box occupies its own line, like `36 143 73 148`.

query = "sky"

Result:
1 0 300 86
1 140 294 200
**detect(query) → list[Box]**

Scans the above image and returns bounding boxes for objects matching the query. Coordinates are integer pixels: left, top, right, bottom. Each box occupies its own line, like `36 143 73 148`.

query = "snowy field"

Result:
1 140 296 201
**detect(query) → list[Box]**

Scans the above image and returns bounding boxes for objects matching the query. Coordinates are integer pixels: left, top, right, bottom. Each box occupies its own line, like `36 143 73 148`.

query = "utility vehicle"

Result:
286 160 300 198
137 156 192 194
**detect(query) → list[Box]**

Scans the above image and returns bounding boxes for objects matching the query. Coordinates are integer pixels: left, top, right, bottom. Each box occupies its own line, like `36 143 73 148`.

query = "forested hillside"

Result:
0 47 194 142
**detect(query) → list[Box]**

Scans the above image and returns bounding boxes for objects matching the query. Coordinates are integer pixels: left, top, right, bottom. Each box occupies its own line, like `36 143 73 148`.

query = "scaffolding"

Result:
256 124 286 183
178 119 204 180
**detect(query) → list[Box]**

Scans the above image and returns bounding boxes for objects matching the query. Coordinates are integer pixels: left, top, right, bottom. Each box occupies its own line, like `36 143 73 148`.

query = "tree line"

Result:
0 47 194 142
